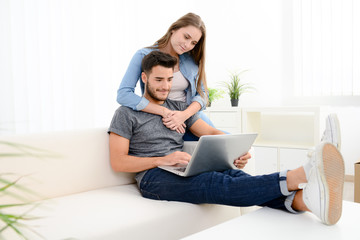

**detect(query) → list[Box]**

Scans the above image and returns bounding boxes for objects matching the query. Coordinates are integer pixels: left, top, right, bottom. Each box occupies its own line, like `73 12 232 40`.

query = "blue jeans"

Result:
183 111 229 141
139 168 297 213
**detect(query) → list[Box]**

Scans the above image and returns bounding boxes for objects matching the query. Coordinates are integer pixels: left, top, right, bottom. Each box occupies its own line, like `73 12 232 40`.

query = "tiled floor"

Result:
344 181 354 202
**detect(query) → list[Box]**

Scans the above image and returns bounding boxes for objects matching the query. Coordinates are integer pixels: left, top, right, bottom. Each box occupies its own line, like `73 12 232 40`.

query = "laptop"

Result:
158 133 258 177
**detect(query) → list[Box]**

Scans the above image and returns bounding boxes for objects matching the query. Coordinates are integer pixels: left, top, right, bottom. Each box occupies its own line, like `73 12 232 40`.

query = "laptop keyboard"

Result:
174 167 186 172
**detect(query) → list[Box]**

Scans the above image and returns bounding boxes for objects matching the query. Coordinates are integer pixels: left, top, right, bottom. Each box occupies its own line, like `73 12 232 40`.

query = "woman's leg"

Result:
183 111 228 141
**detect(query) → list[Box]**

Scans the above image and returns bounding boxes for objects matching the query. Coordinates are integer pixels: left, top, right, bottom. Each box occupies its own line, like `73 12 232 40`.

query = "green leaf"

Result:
0 140 58 239
0 204 43 239
208 87 225 103
221 70 256 100
0 176 41 202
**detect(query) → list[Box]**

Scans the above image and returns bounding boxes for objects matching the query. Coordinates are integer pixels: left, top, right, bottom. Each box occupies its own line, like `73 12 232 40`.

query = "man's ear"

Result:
141 72 147 84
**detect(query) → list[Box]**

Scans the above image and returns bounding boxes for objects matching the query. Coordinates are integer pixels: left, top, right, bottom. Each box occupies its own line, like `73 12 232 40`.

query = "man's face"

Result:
142 65 173 103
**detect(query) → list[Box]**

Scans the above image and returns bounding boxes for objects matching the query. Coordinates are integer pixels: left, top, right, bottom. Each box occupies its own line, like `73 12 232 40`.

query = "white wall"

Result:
204 0 283 107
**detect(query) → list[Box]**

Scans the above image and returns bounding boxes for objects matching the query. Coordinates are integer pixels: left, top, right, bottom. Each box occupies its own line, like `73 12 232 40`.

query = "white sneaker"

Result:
321 114 341 151
307 113 341 158
302 142 345 225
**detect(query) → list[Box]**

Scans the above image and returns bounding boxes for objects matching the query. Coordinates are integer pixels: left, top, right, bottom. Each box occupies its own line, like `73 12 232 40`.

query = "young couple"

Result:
109 50 345 225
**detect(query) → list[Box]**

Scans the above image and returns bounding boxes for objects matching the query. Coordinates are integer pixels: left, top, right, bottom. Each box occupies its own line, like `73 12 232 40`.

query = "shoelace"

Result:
321 130 331 142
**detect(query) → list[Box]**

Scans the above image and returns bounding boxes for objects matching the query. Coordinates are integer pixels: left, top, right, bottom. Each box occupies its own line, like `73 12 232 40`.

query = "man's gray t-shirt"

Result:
108 99 200 185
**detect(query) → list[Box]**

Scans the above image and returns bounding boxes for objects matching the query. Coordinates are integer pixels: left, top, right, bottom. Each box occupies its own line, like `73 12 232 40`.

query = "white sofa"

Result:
0 128 257 240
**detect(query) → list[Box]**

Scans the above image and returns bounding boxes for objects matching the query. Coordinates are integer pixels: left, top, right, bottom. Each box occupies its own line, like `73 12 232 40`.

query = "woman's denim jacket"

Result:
117 48 206 111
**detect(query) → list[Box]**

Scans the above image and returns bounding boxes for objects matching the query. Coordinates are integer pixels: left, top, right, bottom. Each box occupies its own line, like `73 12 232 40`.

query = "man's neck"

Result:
143 93 165 106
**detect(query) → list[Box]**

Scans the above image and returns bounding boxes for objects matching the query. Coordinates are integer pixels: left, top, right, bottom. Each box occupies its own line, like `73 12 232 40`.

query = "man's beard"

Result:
145 82 169 101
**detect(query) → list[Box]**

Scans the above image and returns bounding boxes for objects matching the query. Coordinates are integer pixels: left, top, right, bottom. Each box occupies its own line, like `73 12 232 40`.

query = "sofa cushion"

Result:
10 184 239 240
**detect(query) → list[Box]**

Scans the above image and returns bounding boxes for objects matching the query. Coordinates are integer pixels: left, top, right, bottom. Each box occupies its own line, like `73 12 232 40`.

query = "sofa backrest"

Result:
0 128 136 203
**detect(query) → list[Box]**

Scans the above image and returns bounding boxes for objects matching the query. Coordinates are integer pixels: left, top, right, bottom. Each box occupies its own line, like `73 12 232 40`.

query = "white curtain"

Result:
291 0 360 97
0 0 138 134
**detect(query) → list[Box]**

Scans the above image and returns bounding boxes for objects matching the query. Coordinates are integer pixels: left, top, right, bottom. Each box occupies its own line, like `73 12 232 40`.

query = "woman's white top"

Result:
167 71 189 102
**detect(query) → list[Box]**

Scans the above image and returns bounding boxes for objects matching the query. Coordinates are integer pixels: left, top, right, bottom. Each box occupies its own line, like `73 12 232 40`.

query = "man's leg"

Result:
140 168 292 209
291 190 309 211
140 142 344 225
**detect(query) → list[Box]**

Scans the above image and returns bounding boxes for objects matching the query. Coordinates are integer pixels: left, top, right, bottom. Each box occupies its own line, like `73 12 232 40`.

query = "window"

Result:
285 0 360 104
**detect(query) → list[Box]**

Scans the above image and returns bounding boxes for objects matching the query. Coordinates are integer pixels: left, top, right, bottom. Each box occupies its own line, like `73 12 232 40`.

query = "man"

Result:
109 51 344 225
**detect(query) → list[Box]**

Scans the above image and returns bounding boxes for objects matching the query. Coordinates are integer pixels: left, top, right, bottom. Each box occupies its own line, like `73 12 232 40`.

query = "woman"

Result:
117 13 214 140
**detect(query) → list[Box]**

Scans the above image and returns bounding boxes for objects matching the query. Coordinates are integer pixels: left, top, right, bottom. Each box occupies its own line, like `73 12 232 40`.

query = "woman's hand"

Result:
233 152 251 169
162 111 188 133
161 107 173 119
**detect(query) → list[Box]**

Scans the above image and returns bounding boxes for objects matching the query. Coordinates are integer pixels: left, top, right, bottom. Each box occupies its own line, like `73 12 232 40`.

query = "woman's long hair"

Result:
150 13 208 102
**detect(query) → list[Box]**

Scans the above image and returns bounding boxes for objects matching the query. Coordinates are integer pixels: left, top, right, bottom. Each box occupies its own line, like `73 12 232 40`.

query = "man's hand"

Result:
233 152 251 169
162 111 188 134
158 151 191 167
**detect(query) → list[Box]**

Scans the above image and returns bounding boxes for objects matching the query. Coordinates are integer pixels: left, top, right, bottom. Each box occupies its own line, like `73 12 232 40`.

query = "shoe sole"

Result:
327 114 341 151
318 142 345 225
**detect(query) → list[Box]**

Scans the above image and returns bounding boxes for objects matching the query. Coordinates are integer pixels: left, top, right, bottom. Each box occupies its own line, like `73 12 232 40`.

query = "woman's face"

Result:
170 25 202 55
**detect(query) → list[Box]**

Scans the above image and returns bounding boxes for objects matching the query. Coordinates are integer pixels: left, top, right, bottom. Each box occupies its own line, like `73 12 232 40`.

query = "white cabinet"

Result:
279 148 308 171
205 106 326 175
242 106 328 148
253 146 309 175
203 107 242 133
242 107 327 175
253 146 277 175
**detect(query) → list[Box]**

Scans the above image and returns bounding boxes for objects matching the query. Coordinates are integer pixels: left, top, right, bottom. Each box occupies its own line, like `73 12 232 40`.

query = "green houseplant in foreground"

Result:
0 141 56 239
222 70 255 107
0 175 40 239
208 88 225 107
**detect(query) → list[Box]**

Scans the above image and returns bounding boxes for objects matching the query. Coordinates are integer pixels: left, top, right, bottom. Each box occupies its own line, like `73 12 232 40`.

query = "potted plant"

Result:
207 88 224 107
222 70 255 107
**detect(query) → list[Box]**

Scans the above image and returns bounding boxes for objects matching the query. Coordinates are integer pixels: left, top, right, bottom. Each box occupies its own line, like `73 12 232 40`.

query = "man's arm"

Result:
188 119 225 137
109 132 191 172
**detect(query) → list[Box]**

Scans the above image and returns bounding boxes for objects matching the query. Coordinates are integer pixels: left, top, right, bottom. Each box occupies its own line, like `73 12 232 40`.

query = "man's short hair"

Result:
141 51 178 75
